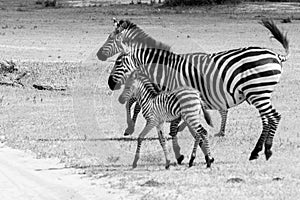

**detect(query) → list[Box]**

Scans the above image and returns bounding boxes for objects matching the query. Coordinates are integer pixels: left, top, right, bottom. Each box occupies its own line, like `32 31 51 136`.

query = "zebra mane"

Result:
138 73 161 95
119 20 171 51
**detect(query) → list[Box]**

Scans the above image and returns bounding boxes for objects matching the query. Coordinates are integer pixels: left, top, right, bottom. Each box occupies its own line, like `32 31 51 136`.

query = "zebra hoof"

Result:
124 127 134 136
205 155 214 168
165 160 171 169
132 163 137 169
177 155 184 165
188 156 195 167
265 149 273 160
249 151 259 160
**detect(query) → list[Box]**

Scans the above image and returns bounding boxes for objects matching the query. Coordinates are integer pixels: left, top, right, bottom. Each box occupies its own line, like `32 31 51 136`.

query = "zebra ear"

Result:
116 20 128 33
113 17 119 27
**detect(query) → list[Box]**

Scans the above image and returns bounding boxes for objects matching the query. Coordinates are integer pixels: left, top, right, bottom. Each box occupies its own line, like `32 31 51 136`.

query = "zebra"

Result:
112 52 213 165
118 71 214 169
98 19 289 161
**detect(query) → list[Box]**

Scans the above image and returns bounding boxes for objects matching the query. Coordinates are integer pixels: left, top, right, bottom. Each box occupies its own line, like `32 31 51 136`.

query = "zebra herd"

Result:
97 18 289 169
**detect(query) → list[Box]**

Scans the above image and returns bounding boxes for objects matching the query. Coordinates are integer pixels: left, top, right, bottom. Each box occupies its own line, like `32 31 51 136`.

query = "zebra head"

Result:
118 71 139 105
97 19 171 61
97 19 131 61
108 52 136 90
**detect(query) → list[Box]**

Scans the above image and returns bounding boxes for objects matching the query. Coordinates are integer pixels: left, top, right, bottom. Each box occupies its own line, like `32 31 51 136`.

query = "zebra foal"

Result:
112 52 215 165
118 71 214 169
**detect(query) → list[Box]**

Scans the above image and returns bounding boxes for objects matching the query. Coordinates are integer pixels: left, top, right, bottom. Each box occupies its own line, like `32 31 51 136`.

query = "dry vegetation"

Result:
0 1 299 199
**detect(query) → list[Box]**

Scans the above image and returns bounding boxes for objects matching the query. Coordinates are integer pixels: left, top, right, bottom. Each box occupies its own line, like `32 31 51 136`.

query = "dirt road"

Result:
0 145 133 200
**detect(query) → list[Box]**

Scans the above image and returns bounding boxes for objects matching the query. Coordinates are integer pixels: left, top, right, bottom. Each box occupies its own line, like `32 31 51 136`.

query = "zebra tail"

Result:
201 106 213 128
261 19 290 62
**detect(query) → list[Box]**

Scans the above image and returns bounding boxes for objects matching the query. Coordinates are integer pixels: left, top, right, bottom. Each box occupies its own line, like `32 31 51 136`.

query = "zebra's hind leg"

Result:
214 110 228 137
157 127 171 169
249 97 279 160
124 99 141 136
249 115 269 160
200 130 214 168
169 118 184 165
132 123 154 168
264 110 281 160
186 125 214 167
188 125 205 167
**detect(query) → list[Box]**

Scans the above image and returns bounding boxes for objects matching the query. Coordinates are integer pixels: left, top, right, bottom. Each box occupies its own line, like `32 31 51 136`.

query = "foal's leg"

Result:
187 125 214 167
199 129 214 168
169 118 184 164
124 98 141 136
187 124 203 167
132 122 154 168
157 124 171 169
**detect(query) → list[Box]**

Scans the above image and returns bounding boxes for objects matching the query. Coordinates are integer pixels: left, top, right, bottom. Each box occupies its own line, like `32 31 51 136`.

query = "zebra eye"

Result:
125 86 131 90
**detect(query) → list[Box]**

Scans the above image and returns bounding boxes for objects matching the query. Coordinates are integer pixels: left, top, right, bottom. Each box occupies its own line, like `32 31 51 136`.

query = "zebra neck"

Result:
135 81 158 112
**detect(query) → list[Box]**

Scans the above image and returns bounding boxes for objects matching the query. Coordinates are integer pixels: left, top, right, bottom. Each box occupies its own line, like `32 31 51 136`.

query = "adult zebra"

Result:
97 19 289 161
118 71 214 168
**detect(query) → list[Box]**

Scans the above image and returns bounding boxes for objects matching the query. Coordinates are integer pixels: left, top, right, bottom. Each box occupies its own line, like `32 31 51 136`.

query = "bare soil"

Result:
0 1 300 199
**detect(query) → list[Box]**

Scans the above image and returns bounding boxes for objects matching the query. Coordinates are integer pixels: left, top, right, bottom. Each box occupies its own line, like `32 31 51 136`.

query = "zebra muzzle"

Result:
118 96 126 104
108 76 121 90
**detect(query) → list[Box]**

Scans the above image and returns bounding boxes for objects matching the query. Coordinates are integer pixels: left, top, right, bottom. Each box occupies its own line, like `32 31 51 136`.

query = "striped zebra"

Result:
112 52 214 165
118 71 214 168
98 19 289 161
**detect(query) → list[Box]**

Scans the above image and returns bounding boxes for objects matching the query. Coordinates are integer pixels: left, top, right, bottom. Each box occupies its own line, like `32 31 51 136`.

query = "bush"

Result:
163 0 241 6
163 0 300 6
35 0 57 7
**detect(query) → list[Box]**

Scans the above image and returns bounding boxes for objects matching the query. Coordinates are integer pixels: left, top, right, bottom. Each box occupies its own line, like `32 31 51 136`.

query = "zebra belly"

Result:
153 109 179 124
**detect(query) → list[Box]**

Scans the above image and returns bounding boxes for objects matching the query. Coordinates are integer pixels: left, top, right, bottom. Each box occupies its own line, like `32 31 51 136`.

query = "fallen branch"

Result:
0 81 24 87
32 84 66 91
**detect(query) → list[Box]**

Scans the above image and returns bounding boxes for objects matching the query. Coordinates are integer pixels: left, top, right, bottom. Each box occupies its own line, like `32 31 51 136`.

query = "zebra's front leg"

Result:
157 126 170 169
132 122 154 168
169 118 184 165
215 110 228 137
124 98 140 136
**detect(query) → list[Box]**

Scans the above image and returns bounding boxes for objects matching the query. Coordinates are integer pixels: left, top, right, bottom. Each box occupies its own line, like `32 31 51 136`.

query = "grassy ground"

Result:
0 1 300 199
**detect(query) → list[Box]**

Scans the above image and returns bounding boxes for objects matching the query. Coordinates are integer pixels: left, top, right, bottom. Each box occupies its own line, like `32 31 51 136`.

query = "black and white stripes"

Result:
118 71 214 168
99 19 289 161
